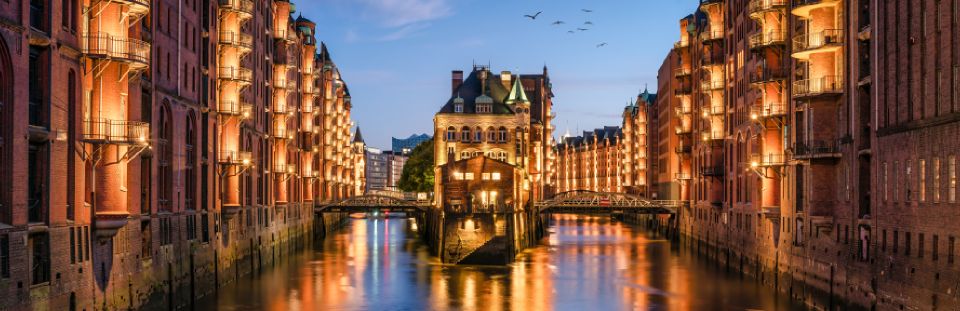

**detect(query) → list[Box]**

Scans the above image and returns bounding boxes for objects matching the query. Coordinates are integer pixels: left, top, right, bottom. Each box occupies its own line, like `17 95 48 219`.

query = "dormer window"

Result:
454 103 463 113
476 104 492 113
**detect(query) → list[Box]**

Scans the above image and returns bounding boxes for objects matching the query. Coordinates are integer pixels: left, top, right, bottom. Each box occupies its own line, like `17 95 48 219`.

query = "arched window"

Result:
185 112 196 210
158 102 172 212
487 127 496 142
446 126 456 141
461 126 471 142
474 127 483 142
498 127 507 142
0 37 10 224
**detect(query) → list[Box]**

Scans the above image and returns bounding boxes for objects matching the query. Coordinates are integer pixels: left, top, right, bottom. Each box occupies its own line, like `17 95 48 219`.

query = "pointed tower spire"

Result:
505 77 529 105
353 127 365 144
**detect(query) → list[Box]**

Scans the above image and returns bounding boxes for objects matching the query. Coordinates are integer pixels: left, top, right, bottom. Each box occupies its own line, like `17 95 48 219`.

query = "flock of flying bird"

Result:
524 8 607 48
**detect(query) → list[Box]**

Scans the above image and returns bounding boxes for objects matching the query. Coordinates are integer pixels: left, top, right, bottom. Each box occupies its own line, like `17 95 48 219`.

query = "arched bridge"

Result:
535 190 682 215
315 195 430 213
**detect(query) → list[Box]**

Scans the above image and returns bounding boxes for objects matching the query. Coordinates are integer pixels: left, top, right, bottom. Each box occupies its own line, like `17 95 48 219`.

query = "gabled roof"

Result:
438 69 514 115
505 76 529 105
556 126 622 150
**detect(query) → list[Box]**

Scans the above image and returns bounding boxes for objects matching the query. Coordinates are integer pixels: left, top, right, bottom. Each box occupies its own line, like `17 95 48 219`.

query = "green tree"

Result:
398 138 435 192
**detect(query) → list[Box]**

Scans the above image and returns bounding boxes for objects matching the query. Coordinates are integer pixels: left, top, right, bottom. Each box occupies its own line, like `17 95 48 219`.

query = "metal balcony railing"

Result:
674 67 692 78
273 125 291 139
675 125 693 135
748 0 787 17
82 32 150 68
749 31 787 50
674 39 690 49
793 29 843 54
674 84 693 96
218 0 254 15
273 163 295 175
701 166 725 176
272 102 291 114
274 29 298 42
751 103 787 119
704 105 724 116
218 66 253 83
675 173 692 180
675 105 693 115
81 119 150 146
218 151 252 166
116 0 150 15
793 140 841 159
751 153 787 166
218 100 253 117
702 132 724 142
701 30 724 42
750 65 788 84
675 145 692 154
218 31 253 50
701 80 724 92
793 76 843 98
702 52 724 66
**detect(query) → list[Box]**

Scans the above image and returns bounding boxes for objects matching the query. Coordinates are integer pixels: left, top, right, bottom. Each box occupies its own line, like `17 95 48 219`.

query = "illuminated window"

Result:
446 127 456 141
934 158 941 203
492 172 501 180
465 173 475 180
950 155 957 203
920 159 926 202
482 173 491 180
453 172 464 180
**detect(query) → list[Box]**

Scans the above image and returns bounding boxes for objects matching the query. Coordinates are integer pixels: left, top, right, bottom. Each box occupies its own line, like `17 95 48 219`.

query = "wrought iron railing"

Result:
82 32 150 66
674 39 690 49
218 66 253 83
82 118 150 145
751 103 787 119
748 0 787 16
218 151 252 165
218 31 253 49
674 67 692 78
749 30 787 49
701 30 724 42
218 100 253 117
218 0 254 14
751 153 787 166
793 29 843 53
750 64 788 84
701 80 724 92
793 75 843 97
793 140 841 158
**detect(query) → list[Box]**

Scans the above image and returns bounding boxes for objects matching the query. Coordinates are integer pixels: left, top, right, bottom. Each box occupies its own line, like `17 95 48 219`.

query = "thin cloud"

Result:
349 0 452 27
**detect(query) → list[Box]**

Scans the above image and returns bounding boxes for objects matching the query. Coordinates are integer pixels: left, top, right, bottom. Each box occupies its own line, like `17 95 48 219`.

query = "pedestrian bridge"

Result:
535 190 681 215
314 195 430 213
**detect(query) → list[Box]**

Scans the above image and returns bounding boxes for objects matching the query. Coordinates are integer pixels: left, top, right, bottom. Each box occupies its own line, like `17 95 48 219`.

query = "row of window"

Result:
445 126 513 143
452 172 502 181
882 156 958 204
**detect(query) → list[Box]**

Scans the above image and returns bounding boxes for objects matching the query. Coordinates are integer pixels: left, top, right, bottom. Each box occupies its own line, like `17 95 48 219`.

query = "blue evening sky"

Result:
296 0 699 149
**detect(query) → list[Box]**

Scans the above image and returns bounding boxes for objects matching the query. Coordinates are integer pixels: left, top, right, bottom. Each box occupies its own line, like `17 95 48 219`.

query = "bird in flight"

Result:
584 21 594 25
524 12 542 20
596 42 608 48
552 21 565 25
582 9 593 13
577 28 589 31
567 30 575 34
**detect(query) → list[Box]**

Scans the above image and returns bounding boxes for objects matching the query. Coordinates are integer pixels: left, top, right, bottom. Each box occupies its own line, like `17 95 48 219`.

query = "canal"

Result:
198 214 809 310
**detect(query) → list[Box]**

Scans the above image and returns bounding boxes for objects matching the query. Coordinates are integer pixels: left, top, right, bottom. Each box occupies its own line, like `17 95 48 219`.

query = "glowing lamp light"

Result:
751 161 759 168
242 158 251 166
138 135 147 143
751 113 758 120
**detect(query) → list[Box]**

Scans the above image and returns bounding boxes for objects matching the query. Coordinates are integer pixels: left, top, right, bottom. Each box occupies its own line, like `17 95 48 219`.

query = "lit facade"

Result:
434 65 554 211
556 127 624 194
0 0 362 308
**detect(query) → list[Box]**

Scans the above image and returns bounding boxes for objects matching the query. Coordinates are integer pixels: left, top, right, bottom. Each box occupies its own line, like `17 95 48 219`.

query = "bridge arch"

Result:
315 194 429 213
537 190 681 215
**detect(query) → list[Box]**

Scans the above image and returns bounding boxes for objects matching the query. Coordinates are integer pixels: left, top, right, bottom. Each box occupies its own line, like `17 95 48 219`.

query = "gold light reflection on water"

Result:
205 215 804 311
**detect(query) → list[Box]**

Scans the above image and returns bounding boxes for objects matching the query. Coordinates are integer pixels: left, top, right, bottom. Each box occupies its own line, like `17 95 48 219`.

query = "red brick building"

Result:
0 0 362 309
556 126 624 194
657 0 960 309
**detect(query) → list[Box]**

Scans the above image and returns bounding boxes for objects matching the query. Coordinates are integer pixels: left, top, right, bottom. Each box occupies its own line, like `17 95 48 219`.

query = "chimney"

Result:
500 71 512 89
451 70 463 94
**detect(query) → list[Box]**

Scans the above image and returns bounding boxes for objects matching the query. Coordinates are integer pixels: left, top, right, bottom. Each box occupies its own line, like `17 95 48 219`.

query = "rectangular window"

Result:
906 232 912 256
465 173 475 180
28 142 47 223
883 162 889 201
492 172 501 181
893 161 899 202
882 229 887 253
28 47 46 127
950 155 957 203
894 230 900 254
934 235 940 261
30 234 50 285
0 235 8 277
950 236 956 264
69 228 76 264
920 159 927 202
83 226 89 261
453 172 464 180
482 173 491 180
919 233 925 258
934 158 941 202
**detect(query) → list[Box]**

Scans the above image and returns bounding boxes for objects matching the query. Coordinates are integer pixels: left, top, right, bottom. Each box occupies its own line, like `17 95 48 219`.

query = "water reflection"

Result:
200 215 808 310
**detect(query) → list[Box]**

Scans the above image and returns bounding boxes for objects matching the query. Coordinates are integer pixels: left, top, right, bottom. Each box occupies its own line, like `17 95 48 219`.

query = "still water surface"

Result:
199 215 808 310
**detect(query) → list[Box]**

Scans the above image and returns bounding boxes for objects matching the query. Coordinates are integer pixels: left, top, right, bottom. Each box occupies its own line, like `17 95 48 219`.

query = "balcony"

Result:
114 0 150 16
749 31 787 51
273 163 295 175
218 31 253 52
700 0 723 10
793 140 841 159
218 0 254 18
274 28 298 43
274 78 296 91
701 132 724 142
701 52 724 67
81 32 150 70
791 0 841 19
218 151 252 166
674 84 692 96
748 0 787 19
792 29 843 59
675 145 692 154
751 153 787 167
218 66 253 84
675 124 693 135
674 67 692 78
703 105 724 116
81 119 150 146
674 39 690 50
751 103 787 120
701 166 724 177
700 80 724 92
218 100 253 118
272 102 292 115
272 125 292 140
700 30 724 42
793 76 843 99
749 65 788 85
675 173 692 181
675 105 693 116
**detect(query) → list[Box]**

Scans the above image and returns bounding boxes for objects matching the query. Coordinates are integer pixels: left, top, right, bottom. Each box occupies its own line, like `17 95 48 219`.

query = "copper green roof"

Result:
505 77 529 105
